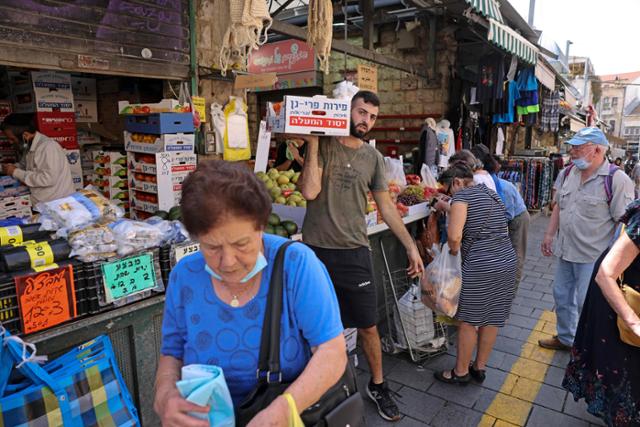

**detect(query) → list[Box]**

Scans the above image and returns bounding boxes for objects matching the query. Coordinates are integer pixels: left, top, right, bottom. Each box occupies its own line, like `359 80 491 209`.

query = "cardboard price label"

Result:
101 253 157 301
357 64 378 93
172 242 200 265
15 265 76 334
192 96 206 123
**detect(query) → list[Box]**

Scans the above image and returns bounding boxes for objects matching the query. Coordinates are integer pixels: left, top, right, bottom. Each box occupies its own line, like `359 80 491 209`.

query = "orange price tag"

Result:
15 265 76 334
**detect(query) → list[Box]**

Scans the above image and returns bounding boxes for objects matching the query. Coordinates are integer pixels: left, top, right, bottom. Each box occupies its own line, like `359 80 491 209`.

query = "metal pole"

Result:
528 0 536 27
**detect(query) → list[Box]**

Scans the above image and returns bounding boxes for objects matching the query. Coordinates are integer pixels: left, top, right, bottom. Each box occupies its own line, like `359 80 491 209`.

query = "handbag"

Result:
236 241 364 426
0 331 140 427
617 272 640 347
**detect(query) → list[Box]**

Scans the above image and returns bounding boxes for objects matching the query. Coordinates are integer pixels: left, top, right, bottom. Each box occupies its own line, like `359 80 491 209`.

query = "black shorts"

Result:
307 245 377 329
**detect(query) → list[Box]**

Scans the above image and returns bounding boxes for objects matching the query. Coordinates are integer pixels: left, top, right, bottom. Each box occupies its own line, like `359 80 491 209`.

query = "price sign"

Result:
15 265 76 335
357 64 378 93
101 252 157 301
172 242 200 267
192 96 206 123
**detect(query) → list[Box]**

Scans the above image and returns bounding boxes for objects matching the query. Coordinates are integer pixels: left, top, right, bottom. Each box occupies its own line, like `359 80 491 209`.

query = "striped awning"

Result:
465 0 504 23
488 18 538 65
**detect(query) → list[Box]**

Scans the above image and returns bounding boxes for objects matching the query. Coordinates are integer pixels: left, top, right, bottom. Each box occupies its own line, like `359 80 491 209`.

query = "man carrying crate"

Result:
298 90 423 422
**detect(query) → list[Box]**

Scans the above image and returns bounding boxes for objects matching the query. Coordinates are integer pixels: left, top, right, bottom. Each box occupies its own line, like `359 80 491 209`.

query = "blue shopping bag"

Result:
0 330 140 427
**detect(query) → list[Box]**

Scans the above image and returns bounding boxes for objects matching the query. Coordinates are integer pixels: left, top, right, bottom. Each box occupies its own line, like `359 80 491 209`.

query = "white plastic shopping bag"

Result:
421 243 462 317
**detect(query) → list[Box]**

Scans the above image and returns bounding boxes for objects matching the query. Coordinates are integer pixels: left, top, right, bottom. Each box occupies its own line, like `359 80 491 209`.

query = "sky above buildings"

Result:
510 0 640 76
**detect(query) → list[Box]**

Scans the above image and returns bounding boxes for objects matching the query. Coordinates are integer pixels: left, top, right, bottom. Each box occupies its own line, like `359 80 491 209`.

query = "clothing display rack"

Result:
499 156 556 210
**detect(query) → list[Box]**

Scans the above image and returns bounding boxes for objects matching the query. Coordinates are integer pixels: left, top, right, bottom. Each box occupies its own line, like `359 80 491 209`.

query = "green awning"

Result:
488 18 538 65
465 0 504 23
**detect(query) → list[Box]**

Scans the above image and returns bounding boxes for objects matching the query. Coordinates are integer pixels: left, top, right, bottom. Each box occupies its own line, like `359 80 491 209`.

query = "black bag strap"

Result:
256 240 295 383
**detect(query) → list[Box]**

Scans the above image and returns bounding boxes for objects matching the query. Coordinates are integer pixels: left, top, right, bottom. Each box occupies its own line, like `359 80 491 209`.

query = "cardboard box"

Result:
124 131 195 153
65 149 83 190
31 71 74 113
11 92 36 114
0 195 32 219
406 202 428 217
127 151 197 176
36 112 76 136
96 187 130 202
75 100 98 123
267 95 350 136
94 176 128 190
127 151 196 212
7 71 33 95
77 130 101 146
71 77 97 100
93 150 127 167
0 100 11 123
50 134 78 150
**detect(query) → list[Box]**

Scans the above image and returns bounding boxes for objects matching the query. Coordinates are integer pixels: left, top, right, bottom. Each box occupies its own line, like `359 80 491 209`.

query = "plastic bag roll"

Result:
1 238 72 272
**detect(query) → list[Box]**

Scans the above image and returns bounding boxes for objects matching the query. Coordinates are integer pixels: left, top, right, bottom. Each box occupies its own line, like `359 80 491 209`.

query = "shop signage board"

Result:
357 65 378 93
234 73 278 90
250 71 318 92
15 264 77 334
101 252 157 302
248 40 316 74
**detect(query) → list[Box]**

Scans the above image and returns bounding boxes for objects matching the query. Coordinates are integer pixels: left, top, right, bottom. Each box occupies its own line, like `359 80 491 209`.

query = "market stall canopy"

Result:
464 0 504 23
487 18 538 65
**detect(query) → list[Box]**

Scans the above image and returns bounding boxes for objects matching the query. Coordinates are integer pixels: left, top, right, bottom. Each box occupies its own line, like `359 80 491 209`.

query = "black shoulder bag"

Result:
236 241 365 426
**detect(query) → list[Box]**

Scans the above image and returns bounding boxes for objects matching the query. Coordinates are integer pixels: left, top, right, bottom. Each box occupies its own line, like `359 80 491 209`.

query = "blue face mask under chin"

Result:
572 157 591 170
205 252 268 283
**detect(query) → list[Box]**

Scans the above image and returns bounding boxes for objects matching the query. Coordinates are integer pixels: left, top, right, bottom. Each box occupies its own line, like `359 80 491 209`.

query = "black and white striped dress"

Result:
452 184 517 327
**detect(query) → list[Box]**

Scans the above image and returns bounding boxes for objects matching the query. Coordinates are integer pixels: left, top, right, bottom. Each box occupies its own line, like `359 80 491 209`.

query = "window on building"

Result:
603 97 611 109
635 128 640 135
626 128 632 135
612 97 618 107
610 120 616 131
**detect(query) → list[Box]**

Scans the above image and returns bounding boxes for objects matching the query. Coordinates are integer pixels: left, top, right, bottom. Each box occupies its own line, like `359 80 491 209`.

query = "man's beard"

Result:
350 122 369 139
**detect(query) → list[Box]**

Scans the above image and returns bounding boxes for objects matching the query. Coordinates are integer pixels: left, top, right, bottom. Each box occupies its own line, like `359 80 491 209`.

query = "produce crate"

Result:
124 131 195 153
124 113 194 134
0 195 32 220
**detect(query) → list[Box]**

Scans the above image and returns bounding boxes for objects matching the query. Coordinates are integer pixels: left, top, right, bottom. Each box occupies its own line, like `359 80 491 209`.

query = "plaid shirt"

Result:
540 90 560 132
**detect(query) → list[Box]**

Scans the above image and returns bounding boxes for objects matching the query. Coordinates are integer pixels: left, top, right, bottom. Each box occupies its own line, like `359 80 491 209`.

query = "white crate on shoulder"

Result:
394 284 435 349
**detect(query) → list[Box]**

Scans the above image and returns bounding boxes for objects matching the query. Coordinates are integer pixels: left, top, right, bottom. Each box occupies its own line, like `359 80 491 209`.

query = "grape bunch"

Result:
397 194 422 206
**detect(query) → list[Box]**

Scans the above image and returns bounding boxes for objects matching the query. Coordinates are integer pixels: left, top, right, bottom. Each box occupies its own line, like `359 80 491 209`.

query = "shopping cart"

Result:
379 242 448 363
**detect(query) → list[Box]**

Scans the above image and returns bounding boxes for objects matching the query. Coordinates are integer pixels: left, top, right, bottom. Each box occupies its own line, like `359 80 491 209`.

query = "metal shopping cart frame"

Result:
379 240 448 364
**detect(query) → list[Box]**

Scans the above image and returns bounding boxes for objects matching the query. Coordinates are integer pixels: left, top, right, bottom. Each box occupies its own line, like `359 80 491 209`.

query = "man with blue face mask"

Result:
539 127 634 351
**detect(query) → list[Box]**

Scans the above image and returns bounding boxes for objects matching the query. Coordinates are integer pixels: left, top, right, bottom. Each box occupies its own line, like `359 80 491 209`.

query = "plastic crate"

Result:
159 245 171 286
124 113 194 134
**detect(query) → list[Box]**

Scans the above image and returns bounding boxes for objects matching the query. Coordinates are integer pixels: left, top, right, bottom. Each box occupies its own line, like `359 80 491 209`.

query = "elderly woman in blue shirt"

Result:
471 146 530 286
154 160 346 427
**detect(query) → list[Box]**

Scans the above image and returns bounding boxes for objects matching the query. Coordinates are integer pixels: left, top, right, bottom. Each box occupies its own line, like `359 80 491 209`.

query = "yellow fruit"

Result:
277 175 290 185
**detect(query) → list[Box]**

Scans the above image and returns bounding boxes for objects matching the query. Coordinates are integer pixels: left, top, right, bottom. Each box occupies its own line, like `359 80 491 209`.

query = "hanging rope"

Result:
218 0 273 74
307 0 333 74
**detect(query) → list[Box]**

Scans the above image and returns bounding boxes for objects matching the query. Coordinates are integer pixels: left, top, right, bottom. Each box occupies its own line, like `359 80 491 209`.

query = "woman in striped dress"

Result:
434 163 517 385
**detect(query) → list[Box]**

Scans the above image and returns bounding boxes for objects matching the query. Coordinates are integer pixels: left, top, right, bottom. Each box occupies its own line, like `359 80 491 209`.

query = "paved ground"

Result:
356 213 606 426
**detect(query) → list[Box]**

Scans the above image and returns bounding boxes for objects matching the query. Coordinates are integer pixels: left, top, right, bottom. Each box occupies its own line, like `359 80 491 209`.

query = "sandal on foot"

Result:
434 369 470 385
469 363 486 383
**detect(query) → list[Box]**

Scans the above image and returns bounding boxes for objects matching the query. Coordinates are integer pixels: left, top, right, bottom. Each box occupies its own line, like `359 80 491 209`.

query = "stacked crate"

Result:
123 113 196 220
92 151 130 215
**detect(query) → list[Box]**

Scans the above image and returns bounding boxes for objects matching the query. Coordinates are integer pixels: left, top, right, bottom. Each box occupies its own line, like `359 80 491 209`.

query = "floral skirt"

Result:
563 254 640 427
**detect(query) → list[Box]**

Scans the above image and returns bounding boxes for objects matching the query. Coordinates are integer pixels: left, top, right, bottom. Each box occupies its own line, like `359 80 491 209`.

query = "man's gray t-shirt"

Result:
302 137 387 249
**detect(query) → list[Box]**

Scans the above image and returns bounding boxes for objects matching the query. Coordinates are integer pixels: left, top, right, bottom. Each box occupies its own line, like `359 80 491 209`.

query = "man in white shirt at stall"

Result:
0 113 75 205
